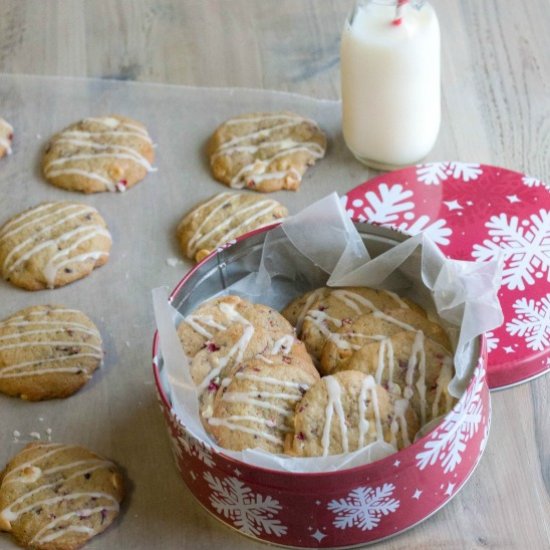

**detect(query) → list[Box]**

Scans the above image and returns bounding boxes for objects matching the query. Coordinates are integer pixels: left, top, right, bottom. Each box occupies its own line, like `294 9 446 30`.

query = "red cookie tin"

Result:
152 221 489 548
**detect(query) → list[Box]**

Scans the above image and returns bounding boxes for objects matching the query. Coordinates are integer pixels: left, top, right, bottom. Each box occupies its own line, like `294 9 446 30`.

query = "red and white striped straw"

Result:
392 0 408 25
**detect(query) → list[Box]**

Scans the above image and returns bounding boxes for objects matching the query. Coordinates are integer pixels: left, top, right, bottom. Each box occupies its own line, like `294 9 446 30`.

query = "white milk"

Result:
341 0 440 169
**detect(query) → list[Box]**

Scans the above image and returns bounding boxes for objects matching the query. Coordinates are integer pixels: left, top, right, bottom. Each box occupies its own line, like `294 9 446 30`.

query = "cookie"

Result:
42 115 155 193
0 305 103 401
342 330 456 425
177 295 295 358
280 288 328 332
285 370 419 457
177 192 288 262
209 112 326 192
191 327 301 419
0 442 123 550
296 287 426 364
206 357 320 453
320 309 452 375
0 118 13 158
0 202 112 290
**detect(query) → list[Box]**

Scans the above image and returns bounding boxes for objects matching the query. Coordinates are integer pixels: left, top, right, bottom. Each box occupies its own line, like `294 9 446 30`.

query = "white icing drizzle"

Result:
392 398 412 447
214 114 324 189
196 304 255 393
1 459 118 526
0 354 102 379
0 340 102 353
407 331 427 425
207 417 283 445
0 320 99 337
331 289 379 315
372 310 417 332
0 203 111 287
0 118 13 155
235 372 306 389
321 376 349 456
358 375 385 448
383 289 410 309
432 355 454 418
183 314 227 339
270 334 294 355
375 338 396 392
186 196 282 257
44 117 155 192
294 288 326 334
209 371 307 446
31 506 118 544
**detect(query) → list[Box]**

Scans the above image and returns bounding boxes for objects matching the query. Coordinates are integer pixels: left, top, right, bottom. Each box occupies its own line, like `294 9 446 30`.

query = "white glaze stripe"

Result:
0 353 102 378
322 376 348 456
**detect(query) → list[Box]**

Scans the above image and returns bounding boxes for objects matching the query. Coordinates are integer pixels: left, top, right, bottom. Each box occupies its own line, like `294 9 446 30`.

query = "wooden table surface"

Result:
0 1 549 549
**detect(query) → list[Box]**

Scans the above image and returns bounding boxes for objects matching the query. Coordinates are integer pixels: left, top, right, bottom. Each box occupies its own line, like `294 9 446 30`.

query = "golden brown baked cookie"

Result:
285 370 419 457
42 115 155 193
209 112 327 192
0 305 103 401
177 295 295 358
0 442 123 550
320 309 452 375
177 192 288 262
0 202 112 290
341 330 456 425
0 118 13 158
206 357 320 453
293 287 426 364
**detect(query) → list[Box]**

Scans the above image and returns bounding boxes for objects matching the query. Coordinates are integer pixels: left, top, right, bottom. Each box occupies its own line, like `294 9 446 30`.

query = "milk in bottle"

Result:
341 0 440 169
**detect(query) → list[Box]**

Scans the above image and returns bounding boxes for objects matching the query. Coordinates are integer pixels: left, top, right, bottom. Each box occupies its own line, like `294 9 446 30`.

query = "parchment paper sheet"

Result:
0 73 380 548
156 194 503 473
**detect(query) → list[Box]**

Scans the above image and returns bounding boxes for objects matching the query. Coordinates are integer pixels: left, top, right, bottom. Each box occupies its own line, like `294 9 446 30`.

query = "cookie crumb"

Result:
166 257 183 267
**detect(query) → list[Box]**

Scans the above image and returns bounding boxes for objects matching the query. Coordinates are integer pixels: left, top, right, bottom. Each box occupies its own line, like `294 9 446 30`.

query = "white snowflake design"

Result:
479 420 491 455
327 483 400 531
522 175 549 190
346 183 452 245
485 331 500 353
416 162 483 186
173 428 215 468
506 294 550 351
416 365 485 474
204 472 287 537
471 209 550 291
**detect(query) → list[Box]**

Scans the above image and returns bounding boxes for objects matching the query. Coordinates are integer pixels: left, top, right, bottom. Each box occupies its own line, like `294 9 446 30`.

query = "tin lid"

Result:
345 162 550 390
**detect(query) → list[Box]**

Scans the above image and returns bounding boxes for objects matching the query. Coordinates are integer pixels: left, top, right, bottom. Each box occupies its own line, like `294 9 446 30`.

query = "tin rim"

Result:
152 221 488 479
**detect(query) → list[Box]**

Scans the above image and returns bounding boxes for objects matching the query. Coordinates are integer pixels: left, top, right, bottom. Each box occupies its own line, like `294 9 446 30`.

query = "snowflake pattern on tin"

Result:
173 425 215 468
204 472 287 537
344 183 452 246
471 209 550 291
327 483 400 531
506 295 550 351
485 331 499 353
416 162 483 186
416 364 484 474
522 175 549 190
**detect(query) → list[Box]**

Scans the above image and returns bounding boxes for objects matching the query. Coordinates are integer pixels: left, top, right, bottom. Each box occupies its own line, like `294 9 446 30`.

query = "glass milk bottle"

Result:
341 0 440 169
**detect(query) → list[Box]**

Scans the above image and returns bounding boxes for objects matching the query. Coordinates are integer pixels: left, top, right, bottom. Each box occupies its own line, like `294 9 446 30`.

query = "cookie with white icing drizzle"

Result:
206 358 320 453
0 305 103 401
341 330 456 425
42 115 155 193
209 112 327 192
0 118 14 159
177 191 288 262
190 323 300 420
0 202 112 290
0 442 123 550
285 370 419 457
289 286 426 365
320 308 452 375
177 295 295 358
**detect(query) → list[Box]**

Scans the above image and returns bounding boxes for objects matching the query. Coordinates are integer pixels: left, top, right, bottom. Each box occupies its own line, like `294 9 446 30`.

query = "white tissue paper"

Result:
153 192 503 472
